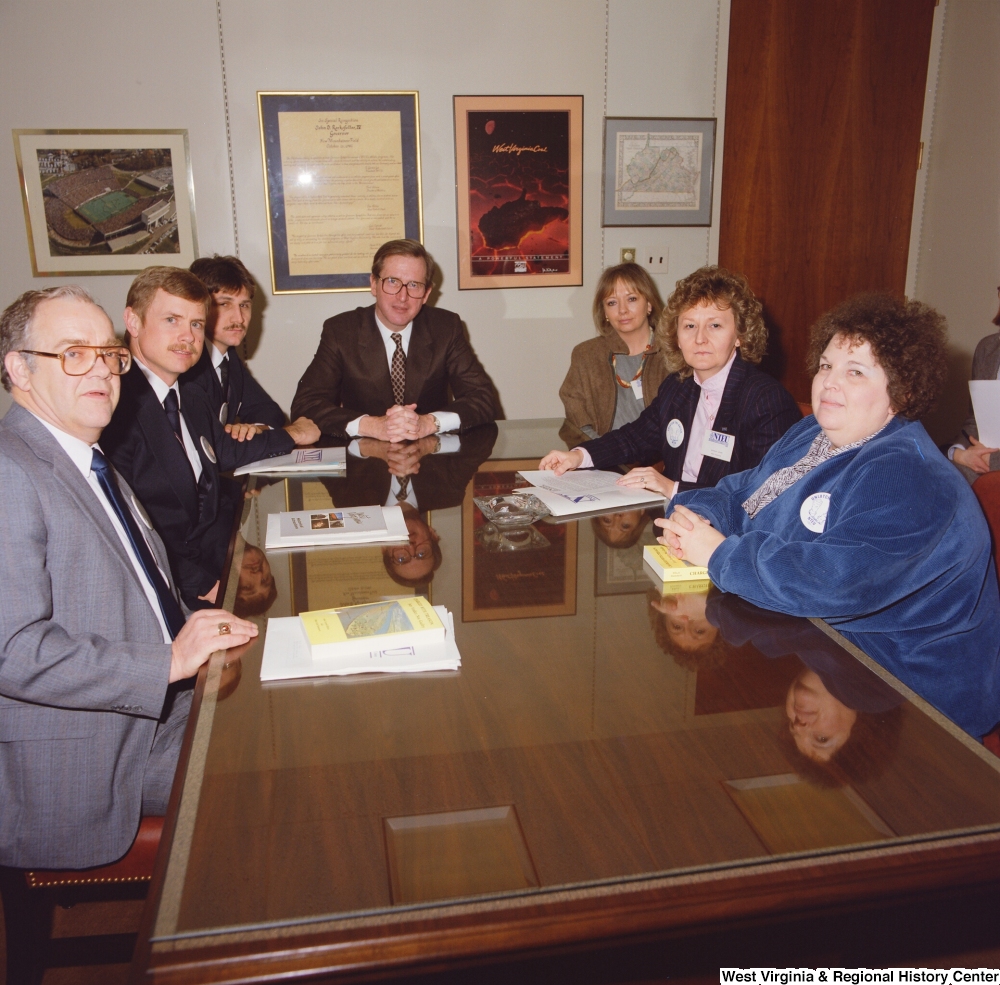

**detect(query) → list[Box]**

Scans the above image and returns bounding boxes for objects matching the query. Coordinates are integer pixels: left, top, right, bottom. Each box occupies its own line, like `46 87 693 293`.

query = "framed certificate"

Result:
453 95 583 290
257 91 423 294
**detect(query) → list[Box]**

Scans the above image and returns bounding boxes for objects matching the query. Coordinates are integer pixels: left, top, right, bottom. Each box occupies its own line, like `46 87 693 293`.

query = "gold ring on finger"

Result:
218 622 232 636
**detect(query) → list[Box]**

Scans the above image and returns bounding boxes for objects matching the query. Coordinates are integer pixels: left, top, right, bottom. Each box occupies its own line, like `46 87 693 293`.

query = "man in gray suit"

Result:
949 291 1000 484
0 285 257 870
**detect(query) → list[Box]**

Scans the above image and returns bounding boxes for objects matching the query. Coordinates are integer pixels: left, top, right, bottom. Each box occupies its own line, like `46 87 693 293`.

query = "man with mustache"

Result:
0 285 257 868
101 267 319 609
182 254 285 431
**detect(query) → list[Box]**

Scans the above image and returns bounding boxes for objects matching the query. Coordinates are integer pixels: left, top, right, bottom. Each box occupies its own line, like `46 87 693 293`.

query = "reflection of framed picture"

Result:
13 129 197 275
258 91 423 294
454 95 583 290
462 459 577 621
601 117 716 227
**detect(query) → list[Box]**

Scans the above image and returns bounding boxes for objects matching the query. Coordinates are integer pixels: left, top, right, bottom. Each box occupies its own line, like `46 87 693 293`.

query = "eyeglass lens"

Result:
61 346 131 376
382 277 426 298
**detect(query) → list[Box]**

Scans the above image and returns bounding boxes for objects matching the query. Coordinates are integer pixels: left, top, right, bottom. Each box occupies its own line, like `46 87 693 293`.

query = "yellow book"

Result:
642 544 711 583
300 597 445 659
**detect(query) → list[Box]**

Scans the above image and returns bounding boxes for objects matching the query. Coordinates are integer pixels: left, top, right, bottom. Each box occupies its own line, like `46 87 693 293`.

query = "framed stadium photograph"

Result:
601 117 716 227
13 129 198 275
258 91 423 294
453 95 583 290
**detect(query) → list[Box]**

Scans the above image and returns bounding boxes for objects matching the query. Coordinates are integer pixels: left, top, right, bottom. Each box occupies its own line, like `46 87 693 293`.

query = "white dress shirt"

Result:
33 415 173 644
681 348 738 483
345 314 462 436
135 359 203 481
210 342 228 384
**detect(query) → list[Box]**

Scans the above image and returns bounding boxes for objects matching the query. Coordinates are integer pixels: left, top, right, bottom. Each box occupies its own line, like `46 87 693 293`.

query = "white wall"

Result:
911 0 1000 443
0 0 729 421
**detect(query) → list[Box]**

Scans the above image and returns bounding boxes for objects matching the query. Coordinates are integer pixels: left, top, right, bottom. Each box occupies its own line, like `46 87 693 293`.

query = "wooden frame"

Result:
12 128 197 275
454 95 583 289
601 117 716 227
258 91 423 294
461 458 577 621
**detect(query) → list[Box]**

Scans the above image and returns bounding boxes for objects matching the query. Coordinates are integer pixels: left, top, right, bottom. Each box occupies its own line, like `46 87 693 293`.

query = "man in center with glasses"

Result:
291 239 496 441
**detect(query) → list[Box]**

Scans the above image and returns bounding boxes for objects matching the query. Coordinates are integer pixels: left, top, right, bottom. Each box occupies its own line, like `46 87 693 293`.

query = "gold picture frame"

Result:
12 128 198 276
453 95 583 290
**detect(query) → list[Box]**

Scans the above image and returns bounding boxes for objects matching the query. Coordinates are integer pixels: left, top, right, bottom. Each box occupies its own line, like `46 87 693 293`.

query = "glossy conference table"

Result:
131 419 1000 984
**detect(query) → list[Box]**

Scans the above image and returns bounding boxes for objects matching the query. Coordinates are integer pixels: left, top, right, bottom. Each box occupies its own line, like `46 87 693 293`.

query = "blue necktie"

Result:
90 448 186 640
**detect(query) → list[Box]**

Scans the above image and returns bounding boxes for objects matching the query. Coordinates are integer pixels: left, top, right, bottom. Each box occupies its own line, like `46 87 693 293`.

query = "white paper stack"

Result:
260 606 461 681
516 469 666 517
969 379 1000 447
264 504 408 550
234 446 347 476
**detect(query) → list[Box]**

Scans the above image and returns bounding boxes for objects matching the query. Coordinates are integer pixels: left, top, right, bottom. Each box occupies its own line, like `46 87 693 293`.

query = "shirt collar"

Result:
134 357 180 406
210 344 228 369
30 412 97 478
374 312 412 341
694 347 738 394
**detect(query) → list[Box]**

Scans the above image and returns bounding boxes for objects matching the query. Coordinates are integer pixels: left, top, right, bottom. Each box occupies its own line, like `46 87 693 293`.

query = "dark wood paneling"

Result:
719 0 936 401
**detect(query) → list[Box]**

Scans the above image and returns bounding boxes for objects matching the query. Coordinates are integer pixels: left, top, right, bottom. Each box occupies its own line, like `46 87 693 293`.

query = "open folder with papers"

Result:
234 445 347 476
516 469 667 517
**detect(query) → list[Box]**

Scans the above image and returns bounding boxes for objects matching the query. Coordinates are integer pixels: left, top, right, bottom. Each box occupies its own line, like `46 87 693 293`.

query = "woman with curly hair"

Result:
541 266 800 498
658 293 1000 739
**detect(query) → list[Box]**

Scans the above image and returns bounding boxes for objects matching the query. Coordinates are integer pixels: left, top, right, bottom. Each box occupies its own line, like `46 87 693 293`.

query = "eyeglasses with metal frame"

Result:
379 277 428 298
17 345 132 376
388 546 432 565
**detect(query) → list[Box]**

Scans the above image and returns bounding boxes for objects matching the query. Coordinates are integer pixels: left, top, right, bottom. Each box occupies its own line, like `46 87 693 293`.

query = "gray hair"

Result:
0 285 107 392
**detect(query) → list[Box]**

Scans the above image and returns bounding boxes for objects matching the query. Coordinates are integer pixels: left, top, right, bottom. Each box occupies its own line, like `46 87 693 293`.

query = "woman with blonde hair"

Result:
542 265 800 498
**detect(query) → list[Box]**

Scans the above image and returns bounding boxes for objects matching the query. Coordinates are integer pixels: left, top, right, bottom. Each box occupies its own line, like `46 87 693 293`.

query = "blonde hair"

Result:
659 266 767 378
591 263 664 337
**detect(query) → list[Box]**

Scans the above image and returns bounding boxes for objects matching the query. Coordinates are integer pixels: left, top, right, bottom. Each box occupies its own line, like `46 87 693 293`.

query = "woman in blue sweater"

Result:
659 293 1000 739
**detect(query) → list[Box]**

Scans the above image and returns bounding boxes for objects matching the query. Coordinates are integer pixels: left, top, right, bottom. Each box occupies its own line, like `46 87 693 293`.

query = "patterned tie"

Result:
219 353 230 404
90 449 186 640
396 475 410 501
390 333 406 406
163 388 183 445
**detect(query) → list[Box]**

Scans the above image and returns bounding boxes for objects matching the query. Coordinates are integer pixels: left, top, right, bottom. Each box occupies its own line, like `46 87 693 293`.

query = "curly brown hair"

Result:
659 266 767 377
591 263 665 337
806 293 948 420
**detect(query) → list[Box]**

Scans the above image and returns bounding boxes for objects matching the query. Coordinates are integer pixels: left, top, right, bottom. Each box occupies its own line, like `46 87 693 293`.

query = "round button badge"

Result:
799 492 831 533
666 419 685 449
200 435 218 464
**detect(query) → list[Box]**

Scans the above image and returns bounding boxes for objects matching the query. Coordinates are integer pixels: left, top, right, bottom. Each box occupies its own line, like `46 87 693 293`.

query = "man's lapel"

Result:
362 306 394 401
403 308 435 406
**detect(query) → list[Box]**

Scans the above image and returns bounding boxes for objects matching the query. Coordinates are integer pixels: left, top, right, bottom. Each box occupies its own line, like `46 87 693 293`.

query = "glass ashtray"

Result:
473 493 550 527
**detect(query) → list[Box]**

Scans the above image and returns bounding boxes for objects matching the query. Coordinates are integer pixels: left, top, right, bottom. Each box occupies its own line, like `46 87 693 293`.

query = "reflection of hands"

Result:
539 448 584 474
225 422 267 442
284 417 320 446
954 436 998 473
356 437 390 462
170 609 258 683
654 504 725 567
618 466 675 498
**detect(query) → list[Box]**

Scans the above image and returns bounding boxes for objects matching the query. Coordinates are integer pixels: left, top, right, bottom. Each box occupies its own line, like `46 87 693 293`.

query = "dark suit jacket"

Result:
320 423 499 511
582 354 801 490
952 331 1000 484
0 405 175 868
101 365 294 608
182 345 286 429
290 304 496 437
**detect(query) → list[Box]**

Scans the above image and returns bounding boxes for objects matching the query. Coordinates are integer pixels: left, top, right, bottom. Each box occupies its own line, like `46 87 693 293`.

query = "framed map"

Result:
601 117 716 227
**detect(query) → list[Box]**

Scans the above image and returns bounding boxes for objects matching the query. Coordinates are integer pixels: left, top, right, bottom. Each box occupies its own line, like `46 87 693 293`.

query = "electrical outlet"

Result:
620 247 636 264
642 249 668 274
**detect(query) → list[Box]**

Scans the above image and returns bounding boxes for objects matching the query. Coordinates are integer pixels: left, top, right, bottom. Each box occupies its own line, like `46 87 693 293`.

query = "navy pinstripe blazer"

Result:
581 353 801 491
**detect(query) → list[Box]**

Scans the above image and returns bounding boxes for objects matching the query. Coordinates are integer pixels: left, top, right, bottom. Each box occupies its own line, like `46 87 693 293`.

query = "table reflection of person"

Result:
383 502 442 587
707 593 903 782
592 509 651 549
659 293 1000 740
233 542 277 617
647 589 729 670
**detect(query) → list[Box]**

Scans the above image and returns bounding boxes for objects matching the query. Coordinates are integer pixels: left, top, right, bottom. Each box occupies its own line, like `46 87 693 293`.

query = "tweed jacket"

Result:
952 331 1000 484
559 333 670 437
580 352 801 490
0 405 176 868
290 304 496 438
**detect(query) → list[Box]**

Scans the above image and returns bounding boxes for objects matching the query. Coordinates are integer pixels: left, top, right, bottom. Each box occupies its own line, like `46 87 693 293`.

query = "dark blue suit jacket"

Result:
581 353 801 490
101 365 293 608
182 345 286 429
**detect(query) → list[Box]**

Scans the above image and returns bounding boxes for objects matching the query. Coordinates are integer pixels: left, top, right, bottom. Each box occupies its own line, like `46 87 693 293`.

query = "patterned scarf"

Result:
742 425 887 519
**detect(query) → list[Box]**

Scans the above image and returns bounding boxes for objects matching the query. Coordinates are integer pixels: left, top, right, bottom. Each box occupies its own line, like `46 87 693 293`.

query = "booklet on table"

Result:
264 504 408 549
516 469 667 517
233 445 347 476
